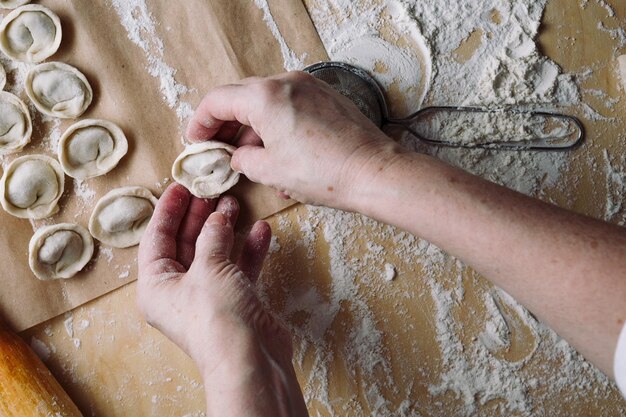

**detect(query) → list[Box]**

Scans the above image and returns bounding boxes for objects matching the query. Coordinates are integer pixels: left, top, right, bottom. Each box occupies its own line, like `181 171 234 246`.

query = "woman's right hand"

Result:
186 71 404 209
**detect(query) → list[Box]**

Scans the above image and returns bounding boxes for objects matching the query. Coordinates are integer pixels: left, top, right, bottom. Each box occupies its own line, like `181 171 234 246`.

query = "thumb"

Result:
194 212 234 263
231 145 269 183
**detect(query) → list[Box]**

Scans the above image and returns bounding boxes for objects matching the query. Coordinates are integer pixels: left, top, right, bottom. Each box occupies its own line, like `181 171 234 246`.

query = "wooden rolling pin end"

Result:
0 320 83 417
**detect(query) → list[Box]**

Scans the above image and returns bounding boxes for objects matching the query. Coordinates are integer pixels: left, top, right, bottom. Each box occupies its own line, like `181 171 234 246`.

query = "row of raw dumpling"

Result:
0 4 95 155
0 4 158 280
0 4 92 117
0 61 93 156
27 186 158 280
0 117 130 223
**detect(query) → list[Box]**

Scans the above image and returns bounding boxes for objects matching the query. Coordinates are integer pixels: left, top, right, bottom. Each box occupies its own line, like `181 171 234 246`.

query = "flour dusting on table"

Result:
255 0 626 415
109 0 193 124
253 0 307 71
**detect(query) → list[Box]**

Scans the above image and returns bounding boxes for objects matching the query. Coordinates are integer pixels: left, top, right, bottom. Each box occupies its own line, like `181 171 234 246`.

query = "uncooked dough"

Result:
0 154 65 219
0 1 31 9
25 62 93 119
28 223 94 280
89 186 158 248
0 4 61 63
0 62 6 90
0 91 32 155
171 141 240 198
58 119 128 179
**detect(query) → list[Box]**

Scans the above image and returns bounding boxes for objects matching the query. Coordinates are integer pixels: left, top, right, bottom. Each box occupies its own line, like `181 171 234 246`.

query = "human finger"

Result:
214 195 239 227
230 145 270 183
176 197 216 269
237 220 272 283
276 191 290 200
235 126 263 147
209 121 242 144
139 183 190 271
194 211 235 262
186 84 258 142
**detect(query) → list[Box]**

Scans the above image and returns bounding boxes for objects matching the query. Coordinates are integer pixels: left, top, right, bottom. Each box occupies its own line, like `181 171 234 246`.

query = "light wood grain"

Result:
0 321 83 417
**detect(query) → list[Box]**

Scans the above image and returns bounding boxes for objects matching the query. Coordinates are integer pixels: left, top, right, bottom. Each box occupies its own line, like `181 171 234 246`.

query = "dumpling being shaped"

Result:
58 119 128 179
0 154 64 219
0 91 32 155
29 223 94 280
0 4 61 62
89 186 158 248
0 1 31 10
25 61 93 119
171 141 240 198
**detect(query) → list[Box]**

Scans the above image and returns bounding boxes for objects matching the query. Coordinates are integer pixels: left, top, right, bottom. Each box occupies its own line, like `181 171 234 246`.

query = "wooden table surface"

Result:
18 0 626 416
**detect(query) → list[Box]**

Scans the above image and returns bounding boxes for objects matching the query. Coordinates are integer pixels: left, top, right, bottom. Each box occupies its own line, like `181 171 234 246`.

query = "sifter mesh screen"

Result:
305 65 384 127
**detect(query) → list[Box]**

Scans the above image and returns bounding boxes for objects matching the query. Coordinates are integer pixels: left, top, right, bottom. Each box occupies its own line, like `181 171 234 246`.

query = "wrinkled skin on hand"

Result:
138 184 307 417
186 71 401 209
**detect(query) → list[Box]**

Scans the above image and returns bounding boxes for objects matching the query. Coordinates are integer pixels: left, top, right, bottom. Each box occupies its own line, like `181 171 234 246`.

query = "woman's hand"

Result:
137 183 308 417
186 71 403 209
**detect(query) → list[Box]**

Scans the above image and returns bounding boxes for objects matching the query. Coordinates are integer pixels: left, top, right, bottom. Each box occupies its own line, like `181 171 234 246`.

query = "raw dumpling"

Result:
25 62 93 119
89 186 158 248
0 5 61 62
171 141 240 198
0 1 31 9
28 223 94 280
58 119 128 179
0 91 32 155
0 62 6 90
0 154 64 219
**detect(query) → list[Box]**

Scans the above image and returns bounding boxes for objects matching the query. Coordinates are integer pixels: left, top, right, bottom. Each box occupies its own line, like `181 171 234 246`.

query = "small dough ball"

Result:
25 61 93 119
0 154 65 219
0 91 32 155
89 186 158 248
58 119 129 179
0 1 31 9
0 4 62 62
171 141 240 198
29 223 94 280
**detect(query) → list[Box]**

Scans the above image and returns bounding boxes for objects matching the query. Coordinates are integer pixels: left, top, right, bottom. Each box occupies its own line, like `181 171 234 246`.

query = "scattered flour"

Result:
383 263 396 282
63 313 74 338
30 337 52 361
603 150 626 226
99 247 115 264
264 0 626 415
253 0 307 71
39 118 62 154
75 319 90 332
307 0 583 196
109 0 194 124
73 179 96 210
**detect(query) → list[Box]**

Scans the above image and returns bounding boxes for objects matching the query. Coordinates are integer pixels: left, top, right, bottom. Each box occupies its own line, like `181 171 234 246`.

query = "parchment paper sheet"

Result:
0 0 327 331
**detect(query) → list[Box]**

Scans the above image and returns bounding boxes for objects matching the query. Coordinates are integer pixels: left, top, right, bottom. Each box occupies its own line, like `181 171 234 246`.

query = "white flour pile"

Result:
254 0 626 416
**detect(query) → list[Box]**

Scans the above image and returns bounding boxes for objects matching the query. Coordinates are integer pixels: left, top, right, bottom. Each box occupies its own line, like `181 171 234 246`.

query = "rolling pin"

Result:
0 318 83 416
